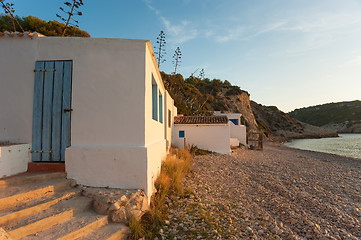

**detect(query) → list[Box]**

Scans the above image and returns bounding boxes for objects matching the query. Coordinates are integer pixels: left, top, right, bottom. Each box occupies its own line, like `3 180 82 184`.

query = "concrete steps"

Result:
22 212 109 240
0 173 66 189
0 190 79 225
0 179 77 209
0 172 130 240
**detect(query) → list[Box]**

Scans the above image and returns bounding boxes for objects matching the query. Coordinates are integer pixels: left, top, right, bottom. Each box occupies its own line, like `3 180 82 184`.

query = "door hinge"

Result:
64 109 73 112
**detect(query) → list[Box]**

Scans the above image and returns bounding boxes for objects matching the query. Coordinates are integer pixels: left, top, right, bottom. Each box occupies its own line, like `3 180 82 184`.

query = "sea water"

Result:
285 134 361 159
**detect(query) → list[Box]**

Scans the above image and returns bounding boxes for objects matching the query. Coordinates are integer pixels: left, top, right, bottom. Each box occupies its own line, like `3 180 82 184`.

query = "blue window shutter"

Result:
230 119 239 125
152 84 158 121
179 130 185 138
159 92 163 123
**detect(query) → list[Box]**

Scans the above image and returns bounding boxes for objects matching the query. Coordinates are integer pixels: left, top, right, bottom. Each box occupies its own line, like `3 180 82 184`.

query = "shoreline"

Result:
281 143 361 161
266 132 340 144
280 134 361 160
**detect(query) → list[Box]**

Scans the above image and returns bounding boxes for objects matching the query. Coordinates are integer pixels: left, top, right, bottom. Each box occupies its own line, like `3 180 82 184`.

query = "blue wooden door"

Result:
32 61 72 162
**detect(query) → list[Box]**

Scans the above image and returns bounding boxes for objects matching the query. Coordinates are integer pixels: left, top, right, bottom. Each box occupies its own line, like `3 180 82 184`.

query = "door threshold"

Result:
28 162 65 173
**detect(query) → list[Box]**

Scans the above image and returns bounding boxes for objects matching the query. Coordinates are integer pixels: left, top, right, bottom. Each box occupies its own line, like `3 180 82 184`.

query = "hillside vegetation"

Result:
161 72 337 140
161 72 246 116
0 15 90 37
289 101 361 133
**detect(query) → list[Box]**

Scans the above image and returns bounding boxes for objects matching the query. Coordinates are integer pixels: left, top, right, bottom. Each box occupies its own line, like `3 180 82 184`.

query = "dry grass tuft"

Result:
128 215 144 239
129 147 193 239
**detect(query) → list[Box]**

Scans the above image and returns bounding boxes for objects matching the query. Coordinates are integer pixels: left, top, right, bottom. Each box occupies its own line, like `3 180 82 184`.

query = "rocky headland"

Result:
289 100 361 134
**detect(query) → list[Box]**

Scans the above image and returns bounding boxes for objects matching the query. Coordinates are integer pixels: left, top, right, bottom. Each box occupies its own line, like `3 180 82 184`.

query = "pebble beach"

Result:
161 143 361 239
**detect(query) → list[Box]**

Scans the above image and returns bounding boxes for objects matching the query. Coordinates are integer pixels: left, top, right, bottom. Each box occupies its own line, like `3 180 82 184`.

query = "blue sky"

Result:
11 0 361 112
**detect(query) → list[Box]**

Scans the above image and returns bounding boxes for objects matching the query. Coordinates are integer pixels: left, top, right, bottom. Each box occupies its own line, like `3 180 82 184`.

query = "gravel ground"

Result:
161 143 361 239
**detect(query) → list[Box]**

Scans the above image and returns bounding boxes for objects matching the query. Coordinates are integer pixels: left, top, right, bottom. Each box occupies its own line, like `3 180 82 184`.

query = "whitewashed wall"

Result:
164 91 176 151
0 36 172 197
143 42 168 196
38 37 147 146
0 35 38 143
173 124 231 155
66 146 147 190
215 112 247 145
0 144 30 178
230 123 247 145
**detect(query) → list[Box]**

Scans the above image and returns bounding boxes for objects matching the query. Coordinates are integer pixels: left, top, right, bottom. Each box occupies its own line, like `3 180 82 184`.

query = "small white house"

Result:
172 116 231 155
0 32 177 198
214 112 247 146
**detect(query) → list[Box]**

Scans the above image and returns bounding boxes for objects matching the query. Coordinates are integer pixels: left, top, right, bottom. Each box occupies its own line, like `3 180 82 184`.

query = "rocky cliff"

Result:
216 91 259 133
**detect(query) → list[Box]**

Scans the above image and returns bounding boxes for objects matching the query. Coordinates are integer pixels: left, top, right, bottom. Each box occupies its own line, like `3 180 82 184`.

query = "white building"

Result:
0 32 177 198
214 112 247 146
172 116 231 155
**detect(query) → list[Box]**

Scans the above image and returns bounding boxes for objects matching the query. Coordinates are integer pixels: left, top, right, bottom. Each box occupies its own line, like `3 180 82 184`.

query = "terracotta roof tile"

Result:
174 116 228 125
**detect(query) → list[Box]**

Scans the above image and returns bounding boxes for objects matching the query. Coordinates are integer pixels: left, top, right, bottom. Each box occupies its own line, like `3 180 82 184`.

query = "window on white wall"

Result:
159 91 163 123
168 110 171 128
230 119 239 125
152 76 158 121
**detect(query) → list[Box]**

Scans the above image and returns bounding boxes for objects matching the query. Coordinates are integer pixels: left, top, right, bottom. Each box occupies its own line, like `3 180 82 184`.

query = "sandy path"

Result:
161 143 361 239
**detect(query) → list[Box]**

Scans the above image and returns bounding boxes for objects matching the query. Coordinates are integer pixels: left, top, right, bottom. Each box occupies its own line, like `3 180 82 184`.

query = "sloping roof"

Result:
174 116 228 125
0 31 45 38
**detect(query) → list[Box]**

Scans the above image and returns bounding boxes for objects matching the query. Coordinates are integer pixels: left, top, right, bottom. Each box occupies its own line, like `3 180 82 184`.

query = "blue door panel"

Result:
52 61 64 161
32 60 72 162
61 61 72 161
42 61 55 161
32 61 45 162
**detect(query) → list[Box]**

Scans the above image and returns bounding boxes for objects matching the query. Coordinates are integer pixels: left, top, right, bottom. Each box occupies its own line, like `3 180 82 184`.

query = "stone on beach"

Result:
163 143 361 239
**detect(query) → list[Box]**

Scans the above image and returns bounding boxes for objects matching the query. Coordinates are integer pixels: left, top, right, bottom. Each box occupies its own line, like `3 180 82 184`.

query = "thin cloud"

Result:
143 0 160 15
213 9 361 44
161 17 198 44
215 26 245 42
257 21 287 34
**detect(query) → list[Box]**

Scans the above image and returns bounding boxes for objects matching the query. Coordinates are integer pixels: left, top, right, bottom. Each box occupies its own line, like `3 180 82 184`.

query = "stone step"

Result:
3 196 92 239
0 172 66 189
22 212 109 240
8 210 74 240
0 190 79 225
0 179 76 210
78 223 130 240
